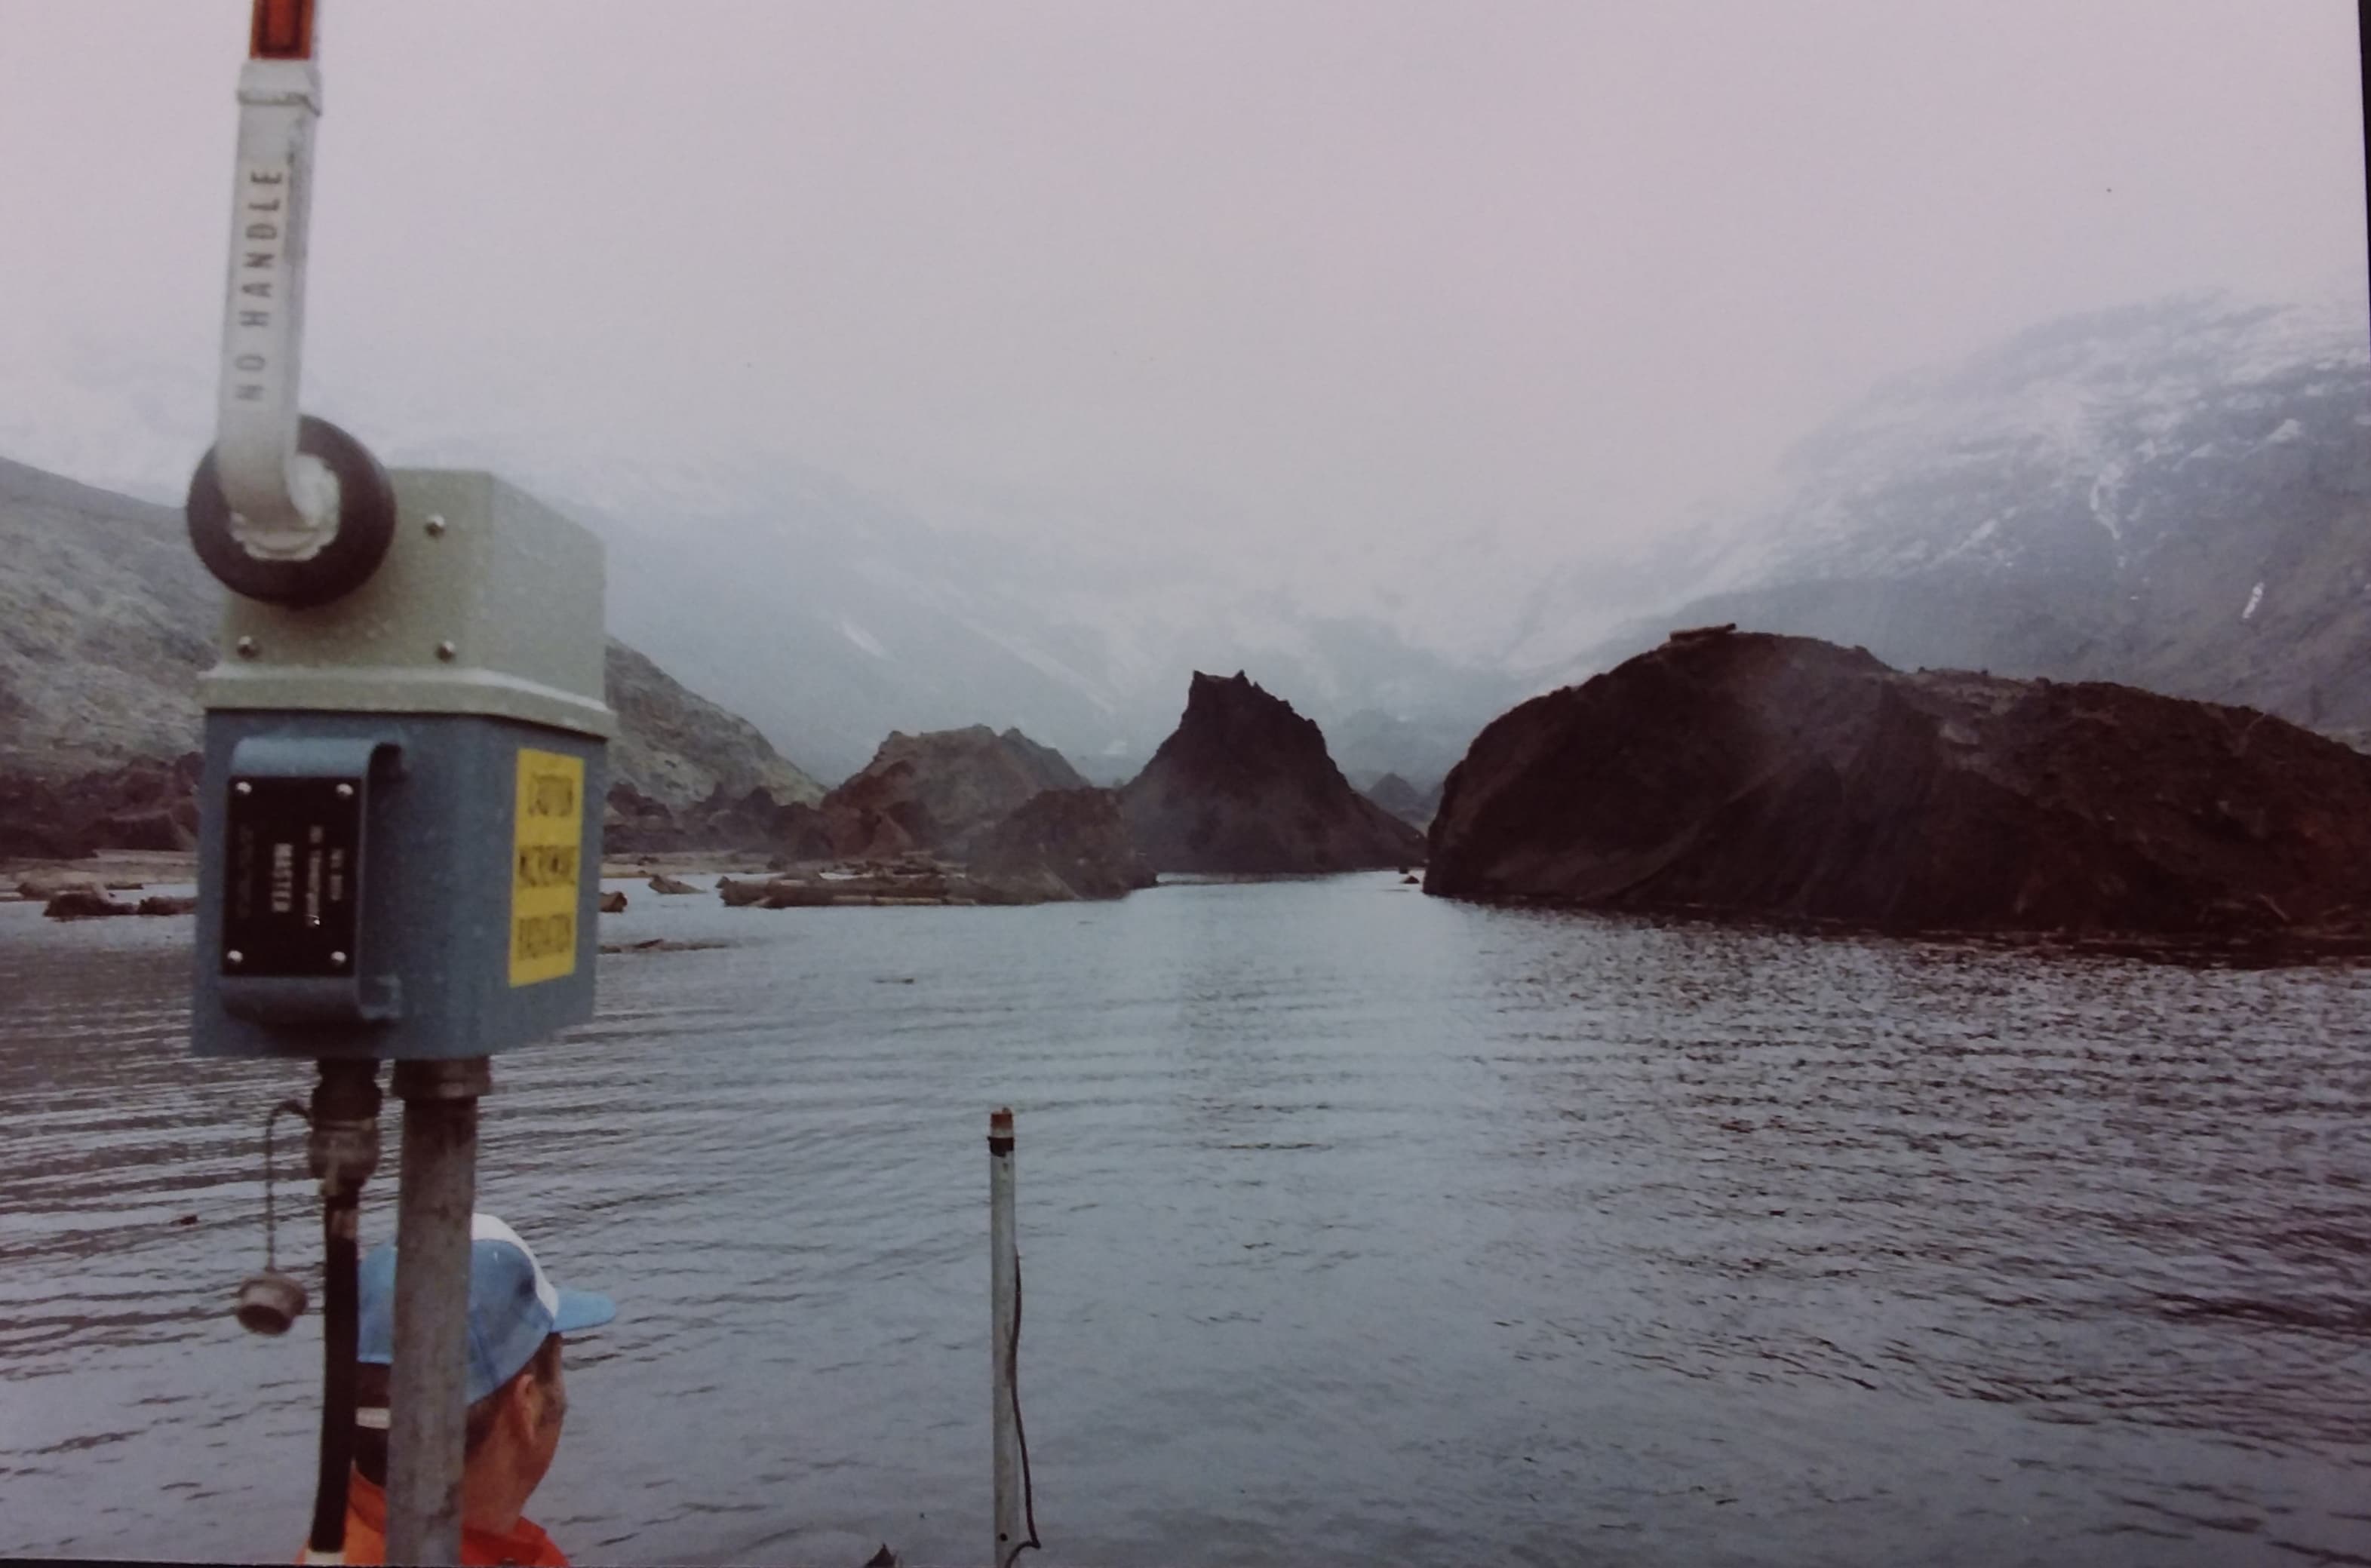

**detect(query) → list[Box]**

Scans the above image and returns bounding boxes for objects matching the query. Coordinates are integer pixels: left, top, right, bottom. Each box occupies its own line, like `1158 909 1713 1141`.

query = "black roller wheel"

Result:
186 416 398 608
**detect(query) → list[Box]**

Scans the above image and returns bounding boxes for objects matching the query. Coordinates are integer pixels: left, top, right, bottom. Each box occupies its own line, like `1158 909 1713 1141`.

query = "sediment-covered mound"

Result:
1427 629 2371 939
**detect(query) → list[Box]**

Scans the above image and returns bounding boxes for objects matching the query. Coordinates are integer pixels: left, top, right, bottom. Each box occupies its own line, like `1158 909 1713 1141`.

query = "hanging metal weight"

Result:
235 1096 315 1335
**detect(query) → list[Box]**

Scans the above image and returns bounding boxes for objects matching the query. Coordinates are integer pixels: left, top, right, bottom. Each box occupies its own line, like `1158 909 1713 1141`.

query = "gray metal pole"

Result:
387 1058 489 1566
989 1108 1021 1568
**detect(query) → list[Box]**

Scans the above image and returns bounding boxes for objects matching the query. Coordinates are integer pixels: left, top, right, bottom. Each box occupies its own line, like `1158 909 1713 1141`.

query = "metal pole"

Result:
989 1108 1021 1568
387 1058 489 1566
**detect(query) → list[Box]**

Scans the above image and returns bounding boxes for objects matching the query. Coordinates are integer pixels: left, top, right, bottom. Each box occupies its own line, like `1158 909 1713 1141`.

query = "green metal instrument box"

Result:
190 471 616 1060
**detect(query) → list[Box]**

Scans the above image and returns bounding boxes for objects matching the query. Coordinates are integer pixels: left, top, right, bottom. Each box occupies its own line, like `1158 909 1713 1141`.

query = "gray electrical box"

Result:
191 471 616 1061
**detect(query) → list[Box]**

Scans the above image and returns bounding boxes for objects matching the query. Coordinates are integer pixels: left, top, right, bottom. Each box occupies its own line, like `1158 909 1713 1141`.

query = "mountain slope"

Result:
601 643 823 809
0 457 220 775
551 468 1525 787
1557 288 2371 735
0 325 1526 788
0 456 821 811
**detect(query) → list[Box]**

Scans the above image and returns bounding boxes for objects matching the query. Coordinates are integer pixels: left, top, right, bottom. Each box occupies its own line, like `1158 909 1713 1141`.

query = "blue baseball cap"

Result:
357 1214 617 1404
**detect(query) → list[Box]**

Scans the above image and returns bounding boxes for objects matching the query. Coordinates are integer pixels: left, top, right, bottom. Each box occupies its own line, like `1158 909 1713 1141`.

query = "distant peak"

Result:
1122 670 1427 872
1159 668 1334 769
1187 669 1272 707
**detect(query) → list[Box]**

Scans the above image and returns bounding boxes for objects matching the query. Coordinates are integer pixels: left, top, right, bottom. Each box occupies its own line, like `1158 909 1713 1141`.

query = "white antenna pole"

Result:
213 0 340 559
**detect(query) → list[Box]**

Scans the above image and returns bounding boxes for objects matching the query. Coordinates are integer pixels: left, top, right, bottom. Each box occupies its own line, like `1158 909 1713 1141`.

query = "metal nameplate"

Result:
223 774 363 978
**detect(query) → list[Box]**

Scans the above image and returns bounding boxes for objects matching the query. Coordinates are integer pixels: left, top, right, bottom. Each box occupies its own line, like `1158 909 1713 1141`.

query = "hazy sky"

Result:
1 2 2362 602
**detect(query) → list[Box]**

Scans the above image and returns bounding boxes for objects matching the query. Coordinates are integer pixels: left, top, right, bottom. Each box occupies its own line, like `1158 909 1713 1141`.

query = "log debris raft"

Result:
1426 629 2371 949
717 855 1114 910
40 885 197 919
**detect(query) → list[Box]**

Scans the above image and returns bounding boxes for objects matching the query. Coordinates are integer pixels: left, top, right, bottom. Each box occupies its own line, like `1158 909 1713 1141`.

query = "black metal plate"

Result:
223 775 363 978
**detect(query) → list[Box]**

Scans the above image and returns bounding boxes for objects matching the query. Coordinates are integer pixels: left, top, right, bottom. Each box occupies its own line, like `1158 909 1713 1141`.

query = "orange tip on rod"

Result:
250 0 316 60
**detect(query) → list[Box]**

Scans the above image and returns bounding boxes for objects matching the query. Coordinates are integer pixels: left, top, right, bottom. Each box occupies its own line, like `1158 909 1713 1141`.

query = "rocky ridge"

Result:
615 726 1153 907
1429 628 2371 946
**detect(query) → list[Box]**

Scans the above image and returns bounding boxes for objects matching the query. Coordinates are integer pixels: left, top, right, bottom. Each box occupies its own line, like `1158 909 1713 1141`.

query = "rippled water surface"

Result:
3 874 2369 1566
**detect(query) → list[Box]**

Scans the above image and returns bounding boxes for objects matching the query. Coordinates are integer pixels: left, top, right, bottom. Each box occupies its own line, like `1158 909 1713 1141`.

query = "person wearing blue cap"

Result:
323 1213 616 1566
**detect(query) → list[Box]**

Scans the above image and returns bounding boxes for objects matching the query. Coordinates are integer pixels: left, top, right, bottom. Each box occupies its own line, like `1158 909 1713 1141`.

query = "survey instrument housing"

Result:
190 471 615 1061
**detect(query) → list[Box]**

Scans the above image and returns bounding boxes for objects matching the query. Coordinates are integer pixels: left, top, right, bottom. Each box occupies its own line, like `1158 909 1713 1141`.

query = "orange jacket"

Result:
299 1472 570 1566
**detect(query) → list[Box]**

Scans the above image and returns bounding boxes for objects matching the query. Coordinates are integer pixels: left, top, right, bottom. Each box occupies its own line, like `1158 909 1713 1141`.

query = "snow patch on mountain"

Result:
1544 278 2371 740
1690 282 2369 598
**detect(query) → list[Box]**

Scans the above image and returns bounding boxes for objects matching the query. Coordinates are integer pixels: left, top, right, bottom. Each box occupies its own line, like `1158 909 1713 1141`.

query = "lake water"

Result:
2 873 2368 1566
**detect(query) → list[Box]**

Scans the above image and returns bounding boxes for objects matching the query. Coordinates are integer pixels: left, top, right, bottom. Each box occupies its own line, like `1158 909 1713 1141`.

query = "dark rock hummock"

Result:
602 782 683 855
1427 630 2371 941
794 781 917 863
701 782 1162 909
1119 672 1427 873
698 787 835 858
648 874 699 895
970 787 1157 900
597 889 629 913
633 726 1090 866
136 894 198 916
0 753 202 861
822 726 1089 858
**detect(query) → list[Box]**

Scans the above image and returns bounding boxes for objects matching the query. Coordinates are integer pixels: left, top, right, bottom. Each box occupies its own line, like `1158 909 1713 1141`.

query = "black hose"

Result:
308 1188 360 1558
1000 1254 1042 1568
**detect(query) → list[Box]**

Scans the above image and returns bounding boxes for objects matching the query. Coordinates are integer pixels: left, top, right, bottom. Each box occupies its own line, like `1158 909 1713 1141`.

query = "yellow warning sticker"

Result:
509 748 584 987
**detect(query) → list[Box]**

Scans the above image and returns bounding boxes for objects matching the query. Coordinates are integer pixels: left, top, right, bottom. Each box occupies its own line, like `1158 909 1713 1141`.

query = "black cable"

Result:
308 1187 360 1557
1001 1253 1042 1568
301 1063 376 1561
